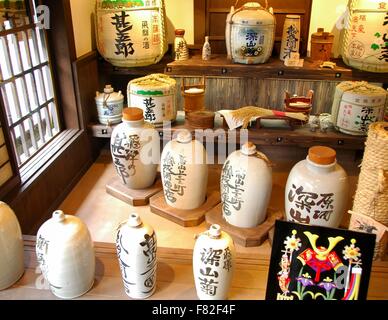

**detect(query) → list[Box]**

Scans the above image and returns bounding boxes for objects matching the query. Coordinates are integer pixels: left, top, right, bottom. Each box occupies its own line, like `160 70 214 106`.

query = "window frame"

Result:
0 0 95 234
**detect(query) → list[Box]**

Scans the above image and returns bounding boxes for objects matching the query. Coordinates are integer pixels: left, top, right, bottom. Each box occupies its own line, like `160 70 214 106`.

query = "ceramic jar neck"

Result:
306 156 336 173
123 118 144 128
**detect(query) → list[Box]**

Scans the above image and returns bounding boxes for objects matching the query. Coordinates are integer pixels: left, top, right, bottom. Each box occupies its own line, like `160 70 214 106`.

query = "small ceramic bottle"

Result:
161 130 208 210
95 85 124 125
0 202 24 290
174 29 189 61
221 142 272 228
202 36 211 60
36 210 95 299
111 107 160 189
116 213 157 299
285 146 349 228
193 224 235 300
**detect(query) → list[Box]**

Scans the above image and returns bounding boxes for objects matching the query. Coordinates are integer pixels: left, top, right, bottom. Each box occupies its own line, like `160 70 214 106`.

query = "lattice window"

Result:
0 0 60 167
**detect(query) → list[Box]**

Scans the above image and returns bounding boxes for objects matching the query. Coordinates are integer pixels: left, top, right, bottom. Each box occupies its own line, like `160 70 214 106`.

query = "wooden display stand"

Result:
149 190 220 227
106 176 163 206
206 203 284 247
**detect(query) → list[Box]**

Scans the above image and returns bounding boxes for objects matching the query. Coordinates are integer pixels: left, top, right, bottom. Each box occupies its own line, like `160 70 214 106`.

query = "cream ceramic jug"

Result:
161 130 208 210
95 84 124 125
193 225 235 300
285 147 349 228
110 107 160 189
36 210 95 299
0 202 24 290
116 213 157 299
221 142 272 228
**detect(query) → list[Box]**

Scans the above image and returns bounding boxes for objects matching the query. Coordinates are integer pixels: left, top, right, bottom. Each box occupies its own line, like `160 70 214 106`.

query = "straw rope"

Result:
352 122 388 259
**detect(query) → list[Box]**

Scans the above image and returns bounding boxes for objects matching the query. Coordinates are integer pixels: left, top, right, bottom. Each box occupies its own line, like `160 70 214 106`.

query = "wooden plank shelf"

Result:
98 54 174 77
165 54 388 82
88 113 366 151
1 236 387 300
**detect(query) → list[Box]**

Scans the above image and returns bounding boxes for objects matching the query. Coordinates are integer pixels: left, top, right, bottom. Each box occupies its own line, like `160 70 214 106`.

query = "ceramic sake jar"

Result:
221 142 272 228
111 107 160 189
331 81 387 136
285 146 349 228
161 130 208 210
193 224 235 300
116 213 157 299
128 74 177 127
95 0 168 67
36 210 95 299
0 202 24 290
95 85 124 125
340 0 388 73
226 2 275 64
279 15 300 61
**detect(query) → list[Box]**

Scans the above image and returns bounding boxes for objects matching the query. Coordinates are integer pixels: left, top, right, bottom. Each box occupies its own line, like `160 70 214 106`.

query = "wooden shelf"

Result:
1 236 386 300
88 113 366 151
98 54 174 77
165 54 388 82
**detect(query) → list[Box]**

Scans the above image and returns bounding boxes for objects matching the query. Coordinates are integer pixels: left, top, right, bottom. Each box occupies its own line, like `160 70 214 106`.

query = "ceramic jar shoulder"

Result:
111 120 159 189
0 202 24 290
161 136 208 210
116 215 157 299
36 211 95 299
285 159 349 228
221 150 272 228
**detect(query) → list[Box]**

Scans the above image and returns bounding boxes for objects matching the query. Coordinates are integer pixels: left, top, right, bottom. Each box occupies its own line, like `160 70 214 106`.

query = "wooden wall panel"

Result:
195 0 313 56
173 77 339 114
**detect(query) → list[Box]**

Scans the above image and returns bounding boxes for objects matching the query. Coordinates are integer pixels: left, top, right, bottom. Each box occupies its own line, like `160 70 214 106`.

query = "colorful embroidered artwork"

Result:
265 220 375 300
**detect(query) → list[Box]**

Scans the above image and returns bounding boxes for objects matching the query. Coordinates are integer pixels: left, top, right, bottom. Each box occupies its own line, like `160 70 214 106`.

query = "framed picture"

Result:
266 220 376 300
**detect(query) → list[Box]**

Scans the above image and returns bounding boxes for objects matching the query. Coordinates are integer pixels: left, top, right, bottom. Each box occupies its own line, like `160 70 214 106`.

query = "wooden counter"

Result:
0 236 387 300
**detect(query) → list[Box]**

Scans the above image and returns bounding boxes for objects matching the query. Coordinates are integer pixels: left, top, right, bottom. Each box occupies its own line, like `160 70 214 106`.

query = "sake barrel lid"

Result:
232 2 275 26
337 81 387 97
128 73 176 92
122 107 144 121
308 146 336 165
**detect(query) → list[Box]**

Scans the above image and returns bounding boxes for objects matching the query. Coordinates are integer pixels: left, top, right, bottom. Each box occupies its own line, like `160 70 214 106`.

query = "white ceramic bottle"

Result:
111 107 160 189
95 85 124 125
174 29 189 61
202 36 211 60
36 210 95 299
285 146 349 228
221 142 272 228
193 224 235 300
0 202 24 290
161 130 208 210
116 213 157 299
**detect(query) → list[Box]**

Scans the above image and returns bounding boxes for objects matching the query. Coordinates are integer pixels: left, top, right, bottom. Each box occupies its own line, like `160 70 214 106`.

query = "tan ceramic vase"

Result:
0 202 24 290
